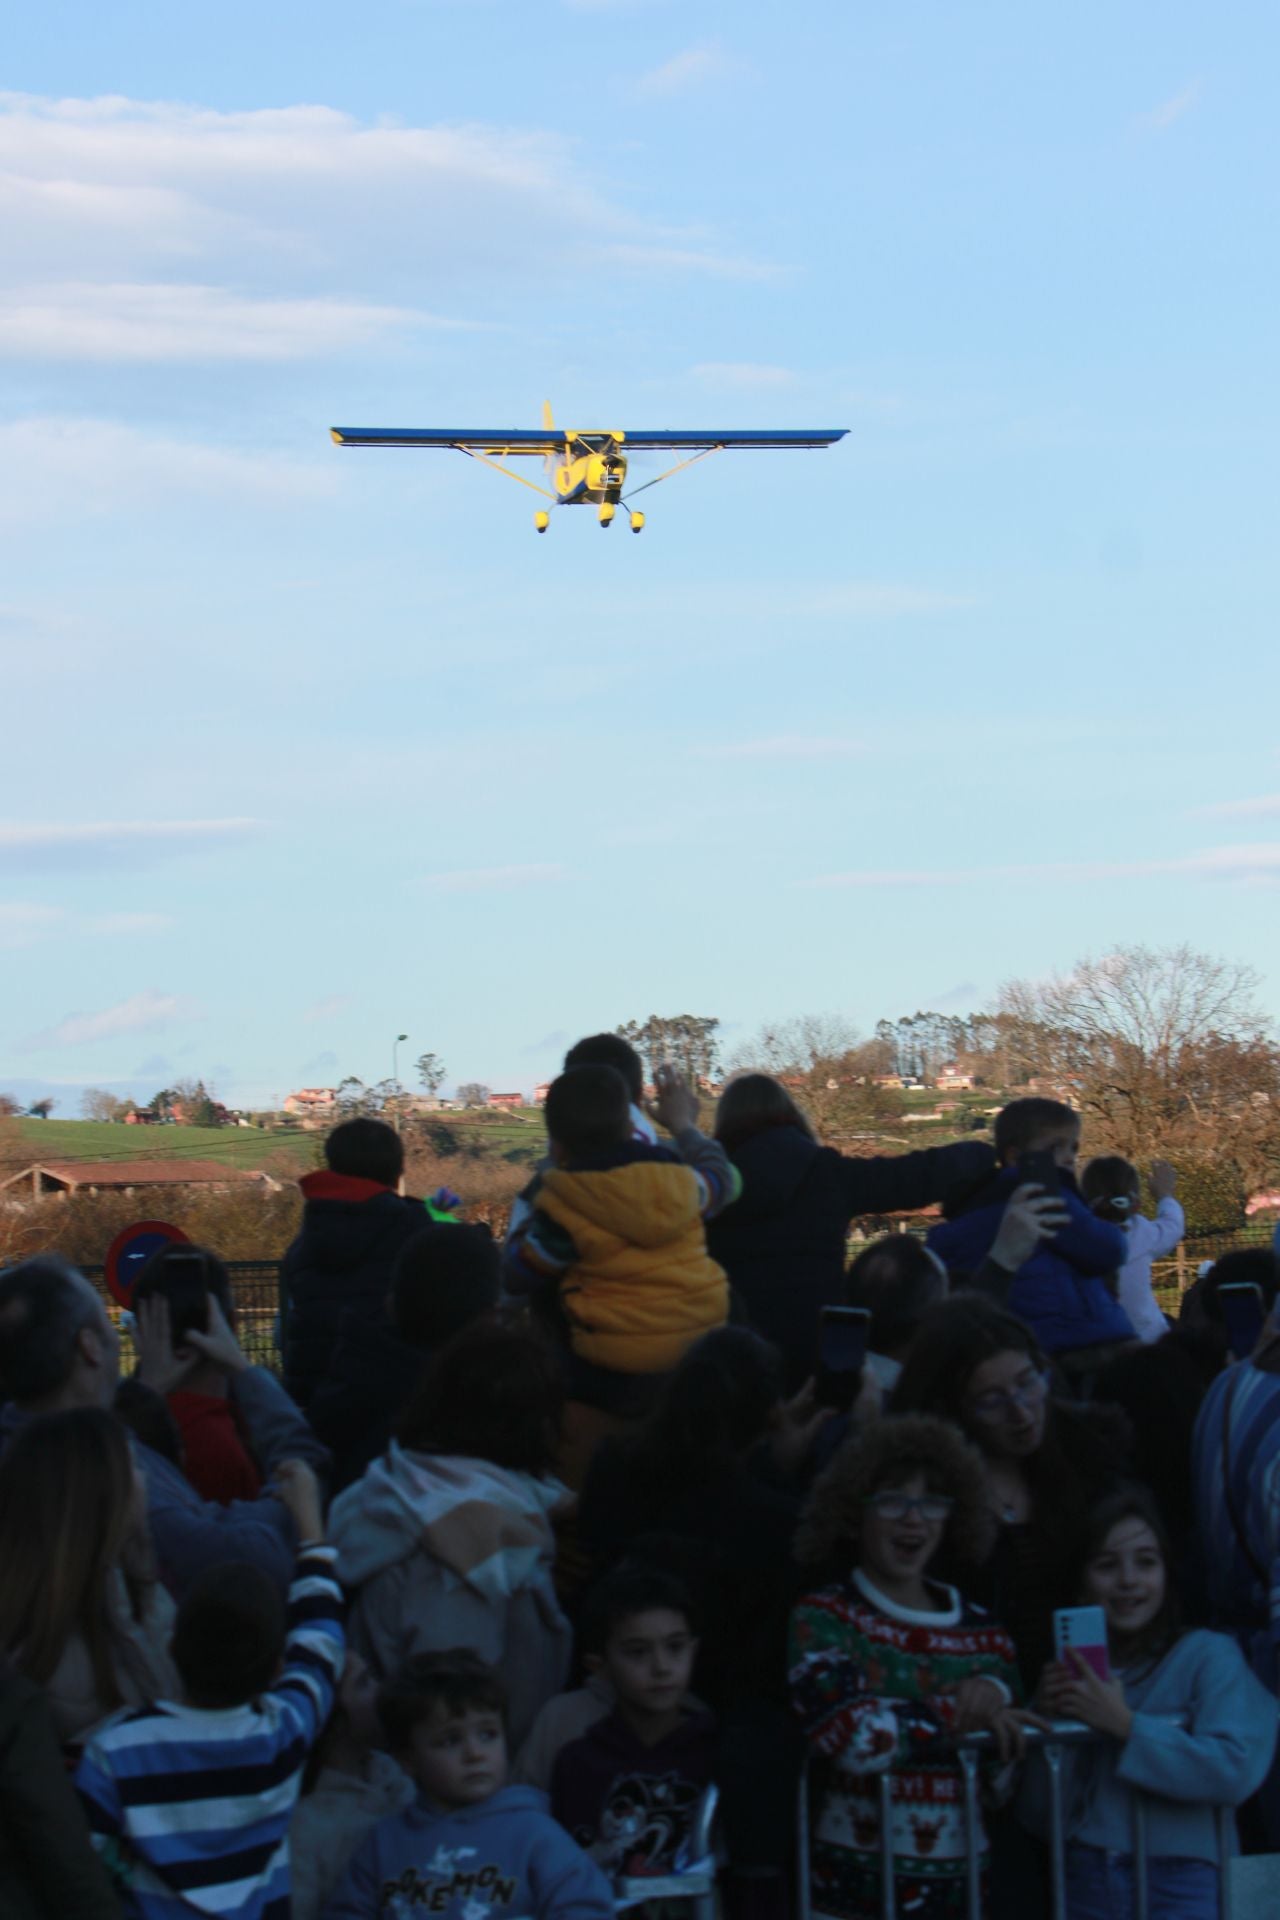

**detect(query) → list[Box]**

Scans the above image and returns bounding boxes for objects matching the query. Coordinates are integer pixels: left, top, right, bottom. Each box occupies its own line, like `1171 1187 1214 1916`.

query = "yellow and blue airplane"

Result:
330 404 847 532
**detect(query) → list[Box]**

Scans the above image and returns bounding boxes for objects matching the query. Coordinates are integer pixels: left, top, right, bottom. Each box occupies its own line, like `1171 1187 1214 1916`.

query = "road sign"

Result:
103 1219 190 1308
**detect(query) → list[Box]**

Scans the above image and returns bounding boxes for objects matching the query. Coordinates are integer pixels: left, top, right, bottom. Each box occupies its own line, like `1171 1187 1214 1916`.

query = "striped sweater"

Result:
1192 1355 1280 1690
75 1542 345 1920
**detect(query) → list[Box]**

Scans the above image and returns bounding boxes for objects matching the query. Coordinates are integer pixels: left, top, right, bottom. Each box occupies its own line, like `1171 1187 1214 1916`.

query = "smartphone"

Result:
1018 1149 1061 1197
1220 1283 1267 1362
1053 1604 1111 1682
815 1307 871 1412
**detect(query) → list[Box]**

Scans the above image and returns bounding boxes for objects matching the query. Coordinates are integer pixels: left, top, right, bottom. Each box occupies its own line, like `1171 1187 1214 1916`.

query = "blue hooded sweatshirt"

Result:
321 1784 614 1920
927 1166 1133 1353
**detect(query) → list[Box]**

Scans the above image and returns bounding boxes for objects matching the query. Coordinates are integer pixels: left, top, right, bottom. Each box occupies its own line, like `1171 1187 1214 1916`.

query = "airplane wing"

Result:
614 429 848 449
331 427 847 453
331 428 558 454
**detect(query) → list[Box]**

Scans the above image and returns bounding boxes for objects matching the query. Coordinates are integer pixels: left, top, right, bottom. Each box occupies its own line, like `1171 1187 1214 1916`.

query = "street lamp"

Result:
392 1033 408 1132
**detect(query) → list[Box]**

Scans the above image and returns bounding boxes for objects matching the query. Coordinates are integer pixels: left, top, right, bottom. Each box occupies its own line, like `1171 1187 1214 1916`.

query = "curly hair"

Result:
793 1414 996 1577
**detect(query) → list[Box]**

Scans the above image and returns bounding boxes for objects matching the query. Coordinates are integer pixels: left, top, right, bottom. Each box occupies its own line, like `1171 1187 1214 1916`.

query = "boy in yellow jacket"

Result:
504 1063 739 1403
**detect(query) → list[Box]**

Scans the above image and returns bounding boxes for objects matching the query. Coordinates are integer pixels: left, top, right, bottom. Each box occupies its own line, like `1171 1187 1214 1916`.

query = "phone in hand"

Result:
815 1306 871 1412
1053 1604 1111 1682
1219 1282 1267 1362
1018 1149 1062 1197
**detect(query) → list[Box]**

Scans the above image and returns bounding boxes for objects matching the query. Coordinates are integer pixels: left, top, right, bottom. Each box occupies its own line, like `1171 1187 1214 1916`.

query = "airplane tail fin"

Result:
542 400 555 431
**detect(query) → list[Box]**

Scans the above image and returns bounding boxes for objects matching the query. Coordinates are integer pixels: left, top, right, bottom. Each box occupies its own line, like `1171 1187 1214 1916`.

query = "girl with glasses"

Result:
789 1414 1041 1920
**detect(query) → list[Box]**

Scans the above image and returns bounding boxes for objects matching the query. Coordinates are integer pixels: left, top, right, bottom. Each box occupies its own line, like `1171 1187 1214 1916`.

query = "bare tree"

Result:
726 1014 903 1137
81 1088 129 1122
996 944 1280 1179
456 1082 491 1108
415 1052 447 1097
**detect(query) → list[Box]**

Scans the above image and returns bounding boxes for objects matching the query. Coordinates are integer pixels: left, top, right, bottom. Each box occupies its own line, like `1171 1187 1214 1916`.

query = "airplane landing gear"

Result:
534 511 550 533
630 511 645 533
598 503 615 528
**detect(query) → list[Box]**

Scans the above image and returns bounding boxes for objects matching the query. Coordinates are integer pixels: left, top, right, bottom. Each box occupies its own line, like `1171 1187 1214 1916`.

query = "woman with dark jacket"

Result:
706 1075 995 1388
891 1295 1132 1692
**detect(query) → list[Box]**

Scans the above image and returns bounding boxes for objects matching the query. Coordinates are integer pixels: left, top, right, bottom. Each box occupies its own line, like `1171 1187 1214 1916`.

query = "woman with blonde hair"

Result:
789 1414 1038 1920
0 1406 178 1745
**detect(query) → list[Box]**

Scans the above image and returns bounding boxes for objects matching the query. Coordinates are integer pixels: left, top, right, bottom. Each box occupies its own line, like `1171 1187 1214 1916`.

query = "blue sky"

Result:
2 0 1277 1110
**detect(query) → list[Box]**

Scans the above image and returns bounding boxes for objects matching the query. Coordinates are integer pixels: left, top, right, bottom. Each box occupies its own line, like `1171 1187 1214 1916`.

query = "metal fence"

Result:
795 1718 1249 1920
85 1261 283 1373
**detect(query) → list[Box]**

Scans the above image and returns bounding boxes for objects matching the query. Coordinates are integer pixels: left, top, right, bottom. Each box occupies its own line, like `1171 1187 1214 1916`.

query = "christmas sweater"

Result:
788 1571 1019 1920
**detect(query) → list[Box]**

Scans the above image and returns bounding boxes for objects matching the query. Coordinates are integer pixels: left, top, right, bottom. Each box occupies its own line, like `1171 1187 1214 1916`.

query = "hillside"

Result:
13 1118 315 1173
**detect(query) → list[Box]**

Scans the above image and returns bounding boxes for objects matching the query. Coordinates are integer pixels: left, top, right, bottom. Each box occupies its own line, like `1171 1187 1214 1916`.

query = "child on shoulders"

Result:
1081 1158 1185 1345
76 1460 344 1920
504 1065 738 1404
550 1564 715 1882
322 1649 613 1920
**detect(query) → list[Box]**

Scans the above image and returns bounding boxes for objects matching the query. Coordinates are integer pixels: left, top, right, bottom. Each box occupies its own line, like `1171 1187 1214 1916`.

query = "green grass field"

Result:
17 1119 315 1171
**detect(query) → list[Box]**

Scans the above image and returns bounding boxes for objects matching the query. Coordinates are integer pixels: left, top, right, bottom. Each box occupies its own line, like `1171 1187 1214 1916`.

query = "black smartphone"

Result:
1017 1149 1061 1196
815 1306 871 1412
1220 1283 1266 1362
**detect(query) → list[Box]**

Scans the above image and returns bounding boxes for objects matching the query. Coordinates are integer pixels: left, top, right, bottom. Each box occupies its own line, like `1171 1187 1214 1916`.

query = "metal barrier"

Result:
796 1719 1237 1920
83 1261 284 1373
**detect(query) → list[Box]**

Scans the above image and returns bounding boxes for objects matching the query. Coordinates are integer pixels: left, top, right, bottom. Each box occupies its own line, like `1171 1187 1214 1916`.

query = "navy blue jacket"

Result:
706 1129 996 1388
928 1165 1133 1352
280 1172 426 1410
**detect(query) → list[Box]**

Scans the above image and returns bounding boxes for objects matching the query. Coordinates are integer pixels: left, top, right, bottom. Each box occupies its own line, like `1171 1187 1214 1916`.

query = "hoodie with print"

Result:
320 1784 614 1920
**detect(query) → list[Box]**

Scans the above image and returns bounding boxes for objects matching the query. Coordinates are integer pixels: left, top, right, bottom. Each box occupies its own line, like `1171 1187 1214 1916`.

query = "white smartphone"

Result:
1053 1604 1111 1682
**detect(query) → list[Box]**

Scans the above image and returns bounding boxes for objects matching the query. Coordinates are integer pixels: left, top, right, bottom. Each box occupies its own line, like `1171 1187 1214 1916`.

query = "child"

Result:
550 1564 715 1880
76 1459 344 1920
131 1244 262 1504
291 1654 415 1920
321 1649 615 1920
928 1097 1134 1362
1023 1490 1277 1920
1081 1157 1185 1344
503 1064 738 1399
789 1415 1036 1920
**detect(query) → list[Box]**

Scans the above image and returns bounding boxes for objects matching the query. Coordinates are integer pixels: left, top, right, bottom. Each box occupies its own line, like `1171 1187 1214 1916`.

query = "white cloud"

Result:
0 283 468 363
0 818 259 873
697 735 862 761
1141 81 1201 131
0 91 769 316
1189 794 1280 821
691 362 798 389
0 418 330 520
421 863 566 893
807 843 1280 889
22 988 195 1051
637 43 733 97
302 993 354 1023
0 903 171 947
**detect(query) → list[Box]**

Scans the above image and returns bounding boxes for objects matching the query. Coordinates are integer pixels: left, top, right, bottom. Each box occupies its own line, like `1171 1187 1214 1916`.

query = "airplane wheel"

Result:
630 512 645 534
534 511 550 533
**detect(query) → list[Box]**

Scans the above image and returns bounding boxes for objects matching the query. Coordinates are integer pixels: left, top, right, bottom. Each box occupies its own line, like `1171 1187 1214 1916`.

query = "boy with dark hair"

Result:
927 1096 1133 1359
563 1035 646 1107
131 1243 261 1504
281 1118 425 1411
323 1650 614 1920
75 1460 344 1919
549 1567 714 1883
504 1065 739 1394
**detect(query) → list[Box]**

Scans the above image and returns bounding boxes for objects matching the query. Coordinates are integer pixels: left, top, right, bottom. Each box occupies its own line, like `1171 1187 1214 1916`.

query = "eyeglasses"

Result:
967 1370 1048 1424
865 1491 954 1524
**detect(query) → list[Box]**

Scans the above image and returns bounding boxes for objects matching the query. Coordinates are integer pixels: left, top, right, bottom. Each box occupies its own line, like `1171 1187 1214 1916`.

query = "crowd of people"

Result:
0 1027 1278 1920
